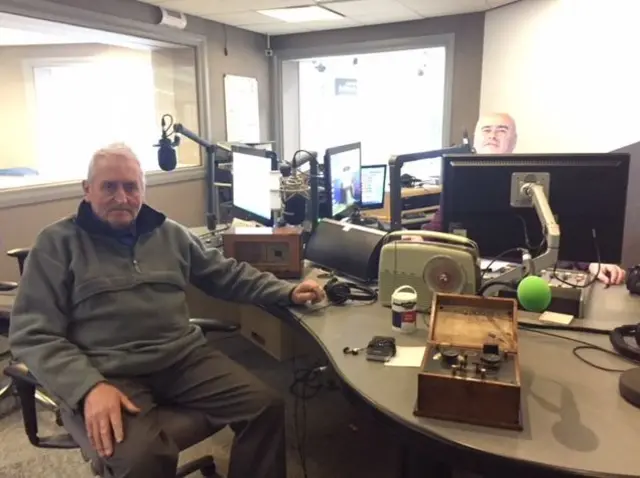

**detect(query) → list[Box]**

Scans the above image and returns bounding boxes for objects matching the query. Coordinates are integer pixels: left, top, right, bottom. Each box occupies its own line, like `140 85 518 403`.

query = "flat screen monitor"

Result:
440 153 630 264
324 142 362 218
231 146 278 226
360 164 387 210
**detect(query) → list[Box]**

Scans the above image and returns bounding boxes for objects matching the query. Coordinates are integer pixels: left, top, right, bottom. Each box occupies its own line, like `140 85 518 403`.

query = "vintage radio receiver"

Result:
222 227 304 279
378 231 480 312
415 293 522 430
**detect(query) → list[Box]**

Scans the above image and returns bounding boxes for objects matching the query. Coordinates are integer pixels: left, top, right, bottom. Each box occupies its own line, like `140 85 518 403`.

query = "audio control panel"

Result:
423 342 518 386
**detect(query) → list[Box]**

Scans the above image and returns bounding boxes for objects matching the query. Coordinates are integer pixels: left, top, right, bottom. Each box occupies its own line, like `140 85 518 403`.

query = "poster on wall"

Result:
224 74 260 143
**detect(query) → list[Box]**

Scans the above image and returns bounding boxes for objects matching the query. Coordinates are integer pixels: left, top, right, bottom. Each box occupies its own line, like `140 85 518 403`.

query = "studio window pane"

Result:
0 12 202 190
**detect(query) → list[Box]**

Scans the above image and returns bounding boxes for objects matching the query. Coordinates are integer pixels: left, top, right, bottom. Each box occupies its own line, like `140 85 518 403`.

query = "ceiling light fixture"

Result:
257 5 344 23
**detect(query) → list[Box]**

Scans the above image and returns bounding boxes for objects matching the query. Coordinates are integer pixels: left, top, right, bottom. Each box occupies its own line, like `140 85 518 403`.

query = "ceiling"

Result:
138 0 518 35
0 12 175 48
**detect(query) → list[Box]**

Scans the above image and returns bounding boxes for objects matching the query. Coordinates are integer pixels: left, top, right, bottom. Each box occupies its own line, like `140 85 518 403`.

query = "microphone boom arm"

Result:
492 181 560 286
173 123 219 230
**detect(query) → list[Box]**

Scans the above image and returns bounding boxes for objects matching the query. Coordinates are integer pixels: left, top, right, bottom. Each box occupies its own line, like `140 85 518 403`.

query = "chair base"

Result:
177 455 217 477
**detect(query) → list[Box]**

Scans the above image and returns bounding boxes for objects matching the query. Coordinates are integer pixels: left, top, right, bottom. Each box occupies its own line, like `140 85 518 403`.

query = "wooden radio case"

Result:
415 293 522 430
222 227 304 279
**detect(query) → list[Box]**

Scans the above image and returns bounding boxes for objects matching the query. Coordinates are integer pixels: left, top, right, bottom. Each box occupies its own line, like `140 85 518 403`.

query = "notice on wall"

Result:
224 74 261 143
334 78 357 96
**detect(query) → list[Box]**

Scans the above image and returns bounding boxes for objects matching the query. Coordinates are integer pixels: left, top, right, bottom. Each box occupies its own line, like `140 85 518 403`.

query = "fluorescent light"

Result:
258 5 344 23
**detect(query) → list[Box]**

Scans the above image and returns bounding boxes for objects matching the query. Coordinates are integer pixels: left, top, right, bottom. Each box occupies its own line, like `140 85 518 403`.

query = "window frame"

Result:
270 34 455 165
0 0 211 208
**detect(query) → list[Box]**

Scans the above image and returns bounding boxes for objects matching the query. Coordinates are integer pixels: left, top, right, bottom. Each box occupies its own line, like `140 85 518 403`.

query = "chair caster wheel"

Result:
201 463 217 477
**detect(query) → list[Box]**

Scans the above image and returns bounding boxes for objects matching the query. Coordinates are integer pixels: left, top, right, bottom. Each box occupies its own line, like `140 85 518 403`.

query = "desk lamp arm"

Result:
493 183 560 285
173 123 219 230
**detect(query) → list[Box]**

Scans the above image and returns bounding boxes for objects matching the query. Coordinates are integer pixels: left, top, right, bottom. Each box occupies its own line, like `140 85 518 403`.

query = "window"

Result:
0 12 202 190
294 47 447 179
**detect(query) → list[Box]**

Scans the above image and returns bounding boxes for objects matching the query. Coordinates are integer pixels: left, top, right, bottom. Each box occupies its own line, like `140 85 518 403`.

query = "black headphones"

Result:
323 277 378 305
626 265 640 295
610 324 640 362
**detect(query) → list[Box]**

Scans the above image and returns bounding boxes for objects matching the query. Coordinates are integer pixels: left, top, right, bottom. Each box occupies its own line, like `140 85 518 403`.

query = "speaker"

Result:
304 219 386 282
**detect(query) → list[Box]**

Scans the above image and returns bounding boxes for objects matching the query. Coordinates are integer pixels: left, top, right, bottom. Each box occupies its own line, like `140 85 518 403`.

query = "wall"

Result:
0 0 271 281
480 0 640 266
272 12 486 145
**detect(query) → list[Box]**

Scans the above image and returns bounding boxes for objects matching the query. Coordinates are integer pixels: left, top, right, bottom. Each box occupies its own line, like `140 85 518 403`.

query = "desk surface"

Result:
288 277 640 477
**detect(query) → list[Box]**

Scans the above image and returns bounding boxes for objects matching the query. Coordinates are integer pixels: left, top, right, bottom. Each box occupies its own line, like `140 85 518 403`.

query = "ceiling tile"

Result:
330 0 416 16
295 18 361 31
247 22 315 35
397 0 486 16
354 11 422 25
203 11 277 26
153 0 315 15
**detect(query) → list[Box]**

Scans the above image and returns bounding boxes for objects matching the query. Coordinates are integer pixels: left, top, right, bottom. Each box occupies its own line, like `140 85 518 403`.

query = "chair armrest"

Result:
190 317 240 333
7 248 30 260
0 280 17 292
3 363 78 449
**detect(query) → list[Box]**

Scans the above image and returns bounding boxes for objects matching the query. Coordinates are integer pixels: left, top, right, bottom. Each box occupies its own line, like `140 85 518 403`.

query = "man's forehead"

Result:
478 115 513 129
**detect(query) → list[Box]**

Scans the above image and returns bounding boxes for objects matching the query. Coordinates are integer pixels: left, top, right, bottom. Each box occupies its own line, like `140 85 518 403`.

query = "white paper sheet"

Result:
385 346 426 367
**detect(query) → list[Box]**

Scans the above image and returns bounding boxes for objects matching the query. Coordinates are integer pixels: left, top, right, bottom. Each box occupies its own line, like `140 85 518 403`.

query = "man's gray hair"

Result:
87 142 145 185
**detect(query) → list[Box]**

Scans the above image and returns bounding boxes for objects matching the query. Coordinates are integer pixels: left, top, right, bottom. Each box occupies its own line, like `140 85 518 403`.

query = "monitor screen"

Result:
328 147 361 217
360 164 387 210
232 149 272 225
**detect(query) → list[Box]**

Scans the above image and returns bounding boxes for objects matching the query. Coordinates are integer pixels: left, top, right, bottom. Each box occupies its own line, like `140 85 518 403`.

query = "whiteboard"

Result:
224 74 261 143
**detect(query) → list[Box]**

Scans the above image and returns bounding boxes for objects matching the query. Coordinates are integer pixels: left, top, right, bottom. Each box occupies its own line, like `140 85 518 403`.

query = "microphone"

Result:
155 115 180 171
516 276 552 312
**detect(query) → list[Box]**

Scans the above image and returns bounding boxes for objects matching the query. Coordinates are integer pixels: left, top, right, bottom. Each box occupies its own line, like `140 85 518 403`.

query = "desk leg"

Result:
397 443 453 478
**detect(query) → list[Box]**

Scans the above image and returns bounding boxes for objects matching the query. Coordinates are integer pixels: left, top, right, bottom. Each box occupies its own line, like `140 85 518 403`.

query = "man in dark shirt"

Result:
420 113 626 285
10 143 325 478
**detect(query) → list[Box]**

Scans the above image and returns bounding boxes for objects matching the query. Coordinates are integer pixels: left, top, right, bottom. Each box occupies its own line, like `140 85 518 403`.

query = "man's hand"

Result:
291 280 325 305
84 382 140 457
589 263 626 286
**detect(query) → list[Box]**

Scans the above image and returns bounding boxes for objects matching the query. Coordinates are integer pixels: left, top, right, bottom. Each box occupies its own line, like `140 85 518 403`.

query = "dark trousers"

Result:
67 344 286 478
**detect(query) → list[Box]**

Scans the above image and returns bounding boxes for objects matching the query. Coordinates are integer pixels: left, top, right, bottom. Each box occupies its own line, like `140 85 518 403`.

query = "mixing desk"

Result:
497 268 594 318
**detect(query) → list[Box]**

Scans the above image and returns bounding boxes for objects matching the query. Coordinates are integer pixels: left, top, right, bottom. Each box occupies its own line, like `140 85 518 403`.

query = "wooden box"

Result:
222 227 304 279
414 293 522 430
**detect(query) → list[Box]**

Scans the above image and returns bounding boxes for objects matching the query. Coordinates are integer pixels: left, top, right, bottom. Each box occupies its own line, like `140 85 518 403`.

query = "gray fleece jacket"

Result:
9 202 295 412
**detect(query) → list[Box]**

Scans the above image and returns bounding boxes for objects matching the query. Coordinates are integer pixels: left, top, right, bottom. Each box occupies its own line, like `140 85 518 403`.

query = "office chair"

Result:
4 247 240 477
2 249 59 414
0 279 18 403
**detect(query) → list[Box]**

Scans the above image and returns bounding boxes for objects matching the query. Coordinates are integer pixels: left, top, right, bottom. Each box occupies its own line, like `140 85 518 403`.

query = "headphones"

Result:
323 277 378 305
626 265 640 295
610 324 640 362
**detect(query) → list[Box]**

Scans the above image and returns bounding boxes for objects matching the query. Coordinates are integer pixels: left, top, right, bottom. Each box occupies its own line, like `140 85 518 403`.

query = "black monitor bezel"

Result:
440 152 630 264
231 145 278 227
323 142 362 219
359 164 387 210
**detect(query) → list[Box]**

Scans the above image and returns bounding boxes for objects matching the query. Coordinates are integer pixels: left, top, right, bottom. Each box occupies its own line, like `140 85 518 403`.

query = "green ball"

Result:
517 276 552 312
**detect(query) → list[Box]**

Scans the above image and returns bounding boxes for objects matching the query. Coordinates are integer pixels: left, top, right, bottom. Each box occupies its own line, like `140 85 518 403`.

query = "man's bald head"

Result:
474 113 518 154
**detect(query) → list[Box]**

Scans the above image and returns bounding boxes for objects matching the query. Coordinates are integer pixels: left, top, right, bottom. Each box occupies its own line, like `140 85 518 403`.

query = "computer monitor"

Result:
360 164 387 210
440 153 630 264
324 142 362 218
231 146 278 226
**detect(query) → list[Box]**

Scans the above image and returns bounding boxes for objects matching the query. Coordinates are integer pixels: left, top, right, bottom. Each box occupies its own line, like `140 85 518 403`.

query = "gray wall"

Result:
271 13 486 144
42 0 272 142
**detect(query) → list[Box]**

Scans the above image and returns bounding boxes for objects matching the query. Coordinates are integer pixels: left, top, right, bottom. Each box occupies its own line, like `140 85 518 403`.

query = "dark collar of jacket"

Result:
74 201 166 237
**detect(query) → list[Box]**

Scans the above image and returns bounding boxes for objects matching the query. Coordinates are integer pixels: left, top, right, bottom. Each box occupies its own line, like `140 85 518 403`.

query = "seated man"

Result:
422 112 625 285
9 143 325 478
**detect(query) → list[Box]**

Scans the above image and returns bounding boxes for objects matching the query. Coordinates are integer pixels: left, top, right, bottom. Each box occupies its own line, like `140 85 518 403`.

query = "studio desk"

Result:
188 236 640 477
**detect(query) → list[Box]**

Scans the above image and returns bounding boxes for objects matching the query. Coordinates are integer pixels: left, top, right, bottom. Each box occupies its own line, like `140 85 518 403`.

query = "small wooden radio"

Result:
415 293 522 430
222 227 304 279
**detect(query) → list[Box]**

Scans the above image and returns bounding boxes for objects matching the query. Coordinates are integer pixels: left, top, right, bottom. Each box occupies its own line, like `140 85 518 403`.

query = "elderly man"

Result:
9 143 325 478
423 113 626 285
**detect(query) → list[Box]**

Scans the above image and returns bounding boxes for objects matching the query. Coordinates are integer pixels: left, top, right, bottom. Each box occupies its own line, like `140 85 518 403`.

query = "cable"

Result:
519 323 639 373
551 228 600 288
